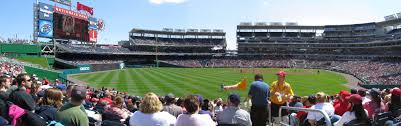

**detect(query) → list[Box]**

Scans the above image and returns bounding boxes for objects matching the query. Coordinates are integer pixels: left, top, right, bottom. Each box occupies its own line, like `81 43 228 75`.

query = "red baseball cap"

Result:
277 71 286 77
339 90 351 98
391 88 401 95
346 94 362 104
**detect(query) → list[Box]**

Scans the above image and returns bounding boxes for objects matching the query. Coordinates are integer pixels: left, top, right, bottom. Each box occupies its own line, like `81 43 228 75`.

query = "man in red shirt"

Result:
99 92 113 105
334 90 351 116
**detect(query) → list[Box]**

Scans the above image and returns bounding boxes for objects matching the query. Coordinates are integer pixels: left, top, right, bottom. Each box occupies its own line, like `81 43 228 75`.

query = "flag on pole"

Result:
223 79 247 90
77 2 93 15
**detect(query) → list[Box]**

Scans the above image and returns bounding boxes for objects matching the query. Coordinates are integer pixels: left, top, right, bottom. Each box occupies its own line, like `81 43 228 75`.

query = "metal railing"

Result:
278 106 332 126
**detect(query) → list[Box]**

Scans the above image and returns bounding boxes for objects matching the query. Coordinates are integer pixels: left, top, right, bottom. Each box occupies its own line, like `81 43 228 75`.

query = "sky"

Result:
1 0 401 50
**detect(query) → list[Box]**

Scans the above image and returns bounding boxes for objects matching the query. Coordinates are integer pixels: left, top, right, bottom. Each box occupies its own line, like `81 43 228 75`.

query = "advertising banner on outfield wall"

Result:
39 2 54 21
77 64 92 73
51 0 72 6
38 20 53 38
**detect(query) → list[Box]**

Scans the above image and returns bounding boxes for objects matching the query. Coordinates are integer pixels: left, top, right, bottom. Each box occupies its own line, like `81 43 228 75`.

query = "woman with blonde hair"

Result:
307 92 337 126
36 88 63 122
129 92 176 126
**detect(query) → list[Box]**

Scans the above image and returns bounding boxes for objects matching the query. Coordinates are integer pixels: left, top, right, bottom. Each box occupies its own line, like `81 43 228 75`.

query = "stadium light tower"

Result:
155 36 159 67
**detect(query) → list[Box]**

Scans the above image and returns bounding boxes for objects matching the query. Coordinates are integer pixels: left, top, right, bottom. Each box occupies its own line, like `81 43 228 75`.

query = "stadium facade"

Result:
124 28 226 55
237 18 401 61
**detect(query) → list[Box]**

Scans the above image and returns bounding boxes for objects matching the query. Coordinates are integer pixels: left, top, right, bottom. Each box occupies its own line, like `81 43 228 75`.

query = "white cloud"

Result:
149 0 187 4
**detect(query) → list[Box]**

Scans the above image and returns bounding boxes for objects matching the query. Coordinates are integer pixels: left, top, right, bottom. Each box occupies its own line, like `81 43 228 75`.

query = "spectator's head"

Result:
315 92 326 103
66 84 76 97
347 94 368 121
277 70 286 82
369 88 381 104
30 81 42 95
41 88 63 108
289 95 301 105
16 73 31 89
183 95 200 114
0 75 10 89
165 93 176 105
228 93 241 107
357 89 367 97
339 90 351 102
307 95 317 105
254 74 263 81
391 88 401 105
350 88 357 94
113 96 124 108
70 86 87 105
139 92 163 113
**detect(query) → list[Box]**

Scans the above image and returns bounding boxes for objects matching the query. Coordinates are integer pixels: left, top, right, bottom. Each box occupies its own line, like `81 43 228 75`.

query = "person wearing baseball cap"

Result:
162 93 183 117
386 88 401 118
334 90 351 116
270 70 294 125
56 86 89 126
217 93 251 126
334 94 369 126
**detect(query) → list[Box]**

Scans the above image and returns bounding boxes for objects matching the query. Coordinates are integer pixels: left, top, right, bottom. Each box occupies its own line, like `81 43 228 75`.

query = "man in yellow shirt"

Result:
270 70 294 125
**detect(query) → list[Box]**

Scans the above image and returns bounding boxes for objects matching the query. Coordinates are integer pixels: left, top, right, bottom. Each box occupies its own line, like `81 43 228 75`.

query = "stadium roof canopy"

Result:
237 25 324 30
130 28 225 36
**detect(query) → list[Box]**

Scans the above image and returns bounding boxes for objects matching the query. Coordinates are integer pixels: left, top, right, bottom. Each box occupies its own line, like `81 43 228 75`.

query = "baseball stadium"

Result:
1 0 401 126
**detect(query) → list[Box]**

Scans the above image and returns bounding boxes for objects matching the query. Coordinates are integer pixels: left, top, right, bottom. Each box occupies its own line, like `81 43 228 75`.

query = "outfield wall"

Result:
24 66 60 80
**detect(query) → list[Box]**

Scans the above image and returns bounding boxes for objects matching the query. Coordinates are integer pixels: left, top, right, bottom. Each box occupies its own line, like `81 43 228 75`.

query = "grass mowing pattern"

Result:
71 68 348 99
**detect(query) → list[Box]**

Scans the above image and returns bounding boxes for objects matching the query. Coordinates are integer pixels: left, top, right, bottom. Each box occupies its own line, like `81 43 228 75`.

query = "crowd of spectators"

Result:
59 44 131 54
0 56 400 126
67 60 124 65
164 59 401 85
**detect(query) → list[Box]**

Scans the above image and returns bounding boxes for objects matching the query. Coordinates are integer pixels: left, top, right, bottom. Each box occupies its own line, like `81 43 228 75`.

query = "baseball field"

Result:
70 68 349 99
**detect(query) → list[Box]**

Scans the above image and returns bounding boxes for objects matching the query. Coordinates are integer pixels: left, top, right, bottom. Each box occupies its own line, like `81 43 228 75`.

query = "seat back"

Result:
101 120 125 126
217 124 244 126
373 112 391 126
343 119 371 126
101 112 122 122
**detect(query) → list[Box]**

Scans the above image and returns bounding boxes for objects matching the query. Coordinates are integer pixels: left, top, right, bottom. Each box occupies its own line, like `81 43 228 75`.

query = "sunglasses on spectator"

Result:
26 79 32 82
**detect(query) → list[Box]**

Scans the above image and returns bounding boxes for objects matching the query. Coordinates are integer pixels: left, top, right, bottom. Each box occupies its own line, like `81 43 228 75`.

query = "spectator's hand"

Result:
275 92 280 96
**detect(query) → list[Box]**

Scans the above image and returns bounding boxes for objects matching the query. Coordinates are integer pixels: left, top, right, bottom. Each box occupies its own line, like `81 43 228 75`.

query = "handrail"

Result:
279 106 332 126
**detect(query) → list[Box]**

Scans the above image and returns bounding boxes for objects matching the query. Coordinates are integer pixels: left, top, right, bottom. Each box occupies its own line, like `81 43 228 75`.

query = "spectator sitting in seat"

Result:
334 94 369 126
216 93 251 126
176 95 215 126
104 96 131 120
307 92 338 126
385 88 401 117
129 92 176 126
162 93 183 118
363 88 385 119
56 86 89 126
36 88 63 123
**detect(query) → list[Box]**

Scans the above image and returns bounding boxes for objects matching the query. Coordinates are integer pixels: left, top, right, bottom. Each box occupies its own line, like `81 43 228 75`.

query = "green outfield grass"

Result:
70 68 349 99
17 57 50 68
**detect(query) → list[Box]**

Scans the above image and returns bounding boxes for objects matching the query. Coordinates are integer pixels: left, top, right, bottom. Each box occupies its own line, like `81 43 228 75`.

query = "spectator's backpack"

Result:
8 102 47 126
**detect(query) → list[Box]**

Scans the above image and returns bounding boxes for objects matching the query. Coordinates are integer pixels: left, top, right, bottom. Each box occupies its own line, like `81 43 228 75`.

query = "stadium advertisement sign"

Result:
54 6 88 20
89 30 97 42
51 0 72 6
88 17 98 30
38 20 53 38
39 3 54 21
77 64 91 73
